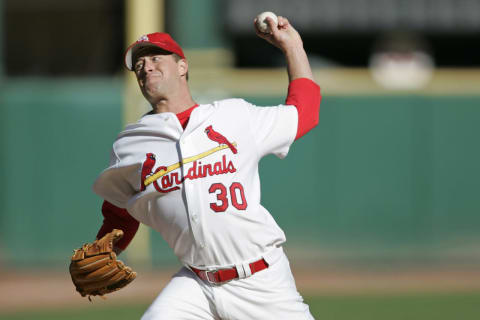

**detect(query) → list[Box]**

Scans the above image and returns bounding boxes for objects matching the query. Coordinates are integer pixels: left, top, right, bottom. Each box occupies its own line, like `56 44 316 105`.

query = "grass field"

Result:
1 291 479 320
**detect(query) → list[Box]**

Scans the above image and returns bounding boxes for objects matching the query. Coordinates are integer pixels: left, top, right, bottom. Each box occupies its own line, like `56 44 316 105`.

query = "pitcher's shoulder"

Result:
212 98 249 109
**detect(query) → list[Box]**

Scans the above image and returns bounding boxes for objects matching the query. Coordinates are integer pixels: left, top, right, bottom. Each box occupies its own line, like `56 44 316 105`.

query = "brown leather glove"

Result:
69 229 136 299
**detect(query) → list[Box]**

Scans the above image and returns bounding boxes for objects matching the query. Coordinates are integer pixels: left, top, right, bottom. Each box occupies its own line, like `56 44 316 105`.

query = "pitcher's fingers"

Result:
265 17 278 35
277 16 290 29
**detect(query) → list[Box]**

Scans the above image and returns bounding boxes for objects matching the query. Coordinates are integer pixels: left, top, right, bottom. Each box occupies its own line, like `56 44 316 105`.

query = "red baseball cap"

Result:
124 32 185 70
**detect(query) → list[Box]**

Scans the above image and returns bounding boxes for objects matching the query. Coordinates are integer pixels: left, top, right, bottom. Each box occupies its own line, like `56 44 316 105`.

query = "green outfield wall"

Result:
1 79 479 269
0 79 124 268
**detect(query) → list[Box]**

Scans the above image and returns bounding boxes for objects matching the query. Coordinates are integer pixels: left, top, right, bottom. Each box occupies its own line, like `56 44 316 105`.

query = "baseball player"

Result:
92 15 321 319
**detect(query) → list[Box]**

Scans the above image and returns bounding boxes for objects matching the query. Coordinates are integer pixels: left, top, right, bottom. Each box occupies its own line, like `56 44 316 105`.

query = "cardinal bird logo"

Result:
205 125 238 154
140 153 156 191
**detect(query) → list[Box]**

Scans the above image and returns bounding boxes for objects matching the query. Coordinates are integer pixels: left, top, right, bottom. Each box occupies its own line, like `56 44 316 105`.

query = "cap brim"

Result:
125 42 164 70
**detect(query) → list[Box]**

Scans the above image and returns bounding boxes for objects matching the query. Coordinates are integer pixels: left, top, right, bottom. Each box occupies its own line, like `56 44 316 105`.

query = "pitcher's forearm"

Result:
284 45 314 82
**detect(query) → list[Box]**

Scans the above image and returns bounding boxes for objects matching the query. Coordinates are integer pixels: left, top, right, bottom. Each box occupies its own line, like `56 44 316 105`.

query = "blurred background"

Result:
1 0 480 319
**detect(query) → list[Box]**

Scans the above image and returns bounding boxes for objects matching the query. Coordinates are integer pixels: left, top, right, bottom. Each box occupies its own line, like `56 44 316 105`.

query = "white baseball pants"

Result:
141 248 314 320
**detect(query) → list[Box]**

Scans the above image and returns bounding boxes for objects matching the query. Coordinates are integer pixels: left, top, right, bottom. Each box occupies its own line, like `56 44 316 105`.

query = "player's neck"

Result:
150 91 196 115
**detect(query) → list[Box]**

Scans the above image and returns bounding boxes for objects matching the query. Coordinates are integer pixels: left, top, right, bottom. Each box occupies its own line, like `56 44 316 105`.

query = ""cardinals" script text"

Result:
149 155 236 193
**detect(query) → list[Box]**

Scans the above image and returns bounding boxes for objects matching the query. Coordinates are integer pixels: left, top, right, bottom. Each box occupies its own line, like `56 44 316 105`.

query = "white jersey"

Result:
93 98 298 268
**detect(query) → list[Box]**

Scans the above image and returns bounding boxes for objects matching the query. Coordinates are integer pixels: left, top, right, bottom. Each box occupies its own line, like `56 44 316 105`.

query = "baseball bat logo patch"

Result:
140 152 237 193
139 126 239 193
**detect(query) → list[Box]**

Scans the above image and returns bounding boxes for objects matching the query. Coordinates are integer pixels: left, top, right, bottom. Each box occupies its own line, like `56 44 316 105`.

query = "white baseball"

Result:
255 11 278 33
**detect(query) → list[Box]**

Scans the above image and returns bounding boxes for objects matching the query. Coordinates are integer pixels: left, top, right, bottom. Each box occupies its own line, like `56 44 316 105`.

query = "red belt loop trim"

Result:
191 258 269 284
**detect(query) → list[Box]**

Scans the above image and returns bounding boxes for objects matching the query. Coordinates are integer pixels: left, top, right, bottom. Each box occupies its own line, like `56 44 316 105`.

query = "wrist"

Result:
282 42 305 56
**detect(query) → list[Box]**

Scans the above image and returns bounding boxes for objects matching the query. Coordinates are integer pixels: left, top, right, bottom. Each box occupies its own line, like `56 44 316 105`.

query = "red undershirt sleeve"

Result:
285 78 321 140
96 200 140 251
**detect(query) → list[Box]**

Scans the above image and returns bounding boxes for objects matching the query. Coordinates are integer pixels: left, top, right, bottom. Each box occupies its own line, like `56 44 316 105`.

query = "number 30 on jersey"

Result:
208 182 247 212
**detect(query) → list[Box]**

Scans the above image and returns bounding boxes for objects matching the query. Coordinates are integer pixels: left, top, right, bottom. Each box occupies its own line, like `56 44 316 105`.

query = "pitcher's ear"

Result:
178 59 188 77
